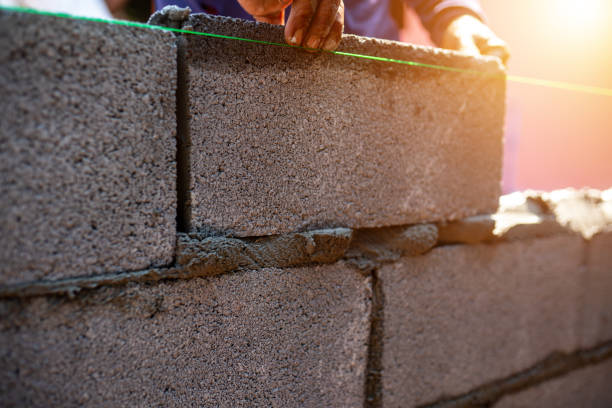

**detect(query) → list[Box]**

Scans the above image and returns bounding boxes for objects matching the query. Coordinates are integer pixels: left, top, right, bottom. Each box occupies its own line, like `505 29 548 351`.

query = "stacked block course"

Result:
0 10 177 284
181 13 505 236
1 7 611 407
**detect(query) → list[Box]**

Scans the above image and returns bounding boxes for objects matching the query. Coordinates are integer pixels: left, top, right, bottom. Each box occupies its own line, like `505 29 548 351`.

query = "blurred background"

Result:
0 0 151 20
402 0 612 193
2 0 611 193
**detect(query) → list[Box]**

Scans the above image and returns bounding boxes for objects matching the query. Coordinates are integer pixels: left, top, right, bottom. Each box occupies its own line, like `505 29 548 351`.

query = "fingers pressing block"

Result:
321 3 344 51
285 0 344 51
441 14 510 66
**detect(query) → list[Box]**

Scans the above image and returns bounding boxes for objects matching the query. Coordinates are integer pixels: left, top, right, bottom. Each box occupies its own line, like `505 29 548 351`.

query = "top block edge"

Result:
0 7 177 41
182 12 505 75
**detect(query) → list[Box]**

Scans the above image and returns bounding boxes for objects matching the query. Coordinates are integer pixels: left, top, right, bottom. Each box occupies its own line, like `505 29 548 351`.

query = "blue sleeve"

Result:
404 0 486 45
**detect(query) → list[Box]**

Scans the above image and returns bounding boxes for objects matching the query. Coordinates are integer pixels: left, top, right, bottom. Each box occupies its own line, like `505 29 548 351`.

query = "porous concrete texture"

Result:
183 13 505 236
177 228 353 272
379 235 587 407
495 359 612 408
0 228 355 298
581 232 612 347
344 223 438 271
0 262 371 407
0 10 177 284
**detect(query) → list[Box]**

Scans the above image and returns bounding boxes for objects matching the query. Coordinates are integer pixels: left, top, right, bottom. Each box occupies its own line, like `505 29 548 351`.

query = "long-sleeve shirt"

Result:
154 0 484 44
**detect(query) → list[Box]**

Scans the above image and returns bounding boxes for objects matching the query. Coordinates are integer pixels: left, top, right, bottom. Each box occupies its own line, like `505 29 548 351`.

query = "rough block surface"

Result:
183 13 505 236
379 235 586 407
0 263 371 407
0 10 177 284
496 359 612 408
582 232 612 346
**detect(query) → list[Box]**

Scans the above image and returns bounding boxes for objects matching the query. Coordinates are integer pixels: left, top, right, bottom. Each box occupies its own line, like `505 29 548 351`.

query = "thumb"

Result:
480 36 510 65
284 0 316 46
455 36 481 58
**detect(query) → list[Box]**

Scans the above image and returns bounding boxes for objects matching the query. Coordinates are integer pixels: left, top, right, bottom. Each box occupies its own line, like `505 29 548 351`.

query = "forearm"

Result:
404 0 485 45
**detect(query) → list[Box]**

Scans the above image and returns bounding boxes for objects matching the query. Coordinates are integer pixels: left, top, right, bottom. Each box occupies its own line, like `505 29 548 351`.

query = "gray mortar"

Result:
495 348 612 408
0 227 353 298
183 13 505 237
364 270 385 408
0 223 436 299
542 189 612 239
148 5 191 28
581 231 612 348
437 214 496 244
0 10 177 284
0 263 372 407
2 187 610 298
423 339 612 408
345 223 438 271
0 266 183 298
178 228 354 272
437 189 612 245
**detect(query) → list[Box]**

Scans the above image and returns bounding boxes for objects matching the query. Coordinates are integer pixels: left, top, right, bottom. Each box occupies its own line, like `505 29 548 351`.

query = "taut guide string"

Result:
3 5 612 97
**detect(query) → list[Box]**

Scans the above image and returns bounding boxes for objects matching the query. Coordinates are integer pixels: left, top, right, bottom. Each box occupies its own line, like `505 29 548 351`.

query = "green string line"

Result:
506 74 612 97
3 5 612 97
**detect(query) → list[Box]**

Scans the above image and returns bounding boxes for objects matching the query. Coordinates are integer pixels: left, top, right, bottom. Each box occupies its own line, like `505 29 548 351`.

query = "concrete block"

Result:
0 262 371 407
183 13 505 236
496 359 612 408
0 10 177 284
581 232 612 347
379 235 586 407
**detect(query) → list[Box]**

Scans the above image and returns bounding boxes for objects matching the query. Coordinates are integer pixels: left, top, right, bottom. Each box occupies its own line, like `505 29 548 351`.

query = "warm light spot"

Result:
553 0 607 30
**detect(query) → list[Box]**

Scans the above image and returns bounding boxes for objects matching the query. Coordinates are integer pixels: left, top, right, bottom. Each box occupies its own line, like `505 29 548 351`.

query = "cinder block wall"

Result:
1 7 611 408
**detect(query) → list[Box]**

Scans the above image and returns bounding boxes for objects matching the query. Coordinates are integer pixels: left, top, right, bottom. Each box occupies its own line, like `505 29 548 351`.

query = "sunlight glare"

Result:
553 0 607 29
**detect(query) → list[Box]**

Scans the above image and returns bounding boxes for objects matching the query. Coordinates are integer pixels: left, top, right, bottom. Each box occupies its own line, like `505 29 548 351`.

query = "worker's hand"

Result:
441 14 509 65
285 0 344 51
236 0 291 24
237 0 344 51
